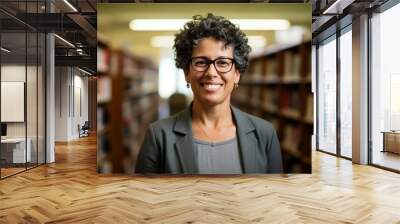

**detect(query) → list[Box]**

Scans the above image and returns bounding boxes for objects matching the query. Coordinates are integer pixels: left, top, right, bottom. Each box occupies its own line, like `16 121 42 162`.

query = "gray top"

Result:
194 137 243 174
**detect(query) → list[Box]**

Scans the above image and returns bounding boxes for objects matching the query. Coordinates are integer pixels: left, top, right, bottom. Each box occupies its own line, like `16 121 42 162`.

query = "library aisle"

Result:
0 135 399 222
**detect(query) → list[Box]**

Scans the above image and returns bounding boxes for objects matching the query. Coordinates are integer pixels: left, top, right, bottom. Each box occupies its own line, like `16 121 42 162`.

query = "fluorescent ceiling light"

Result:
63 0 78 12
230 19 290 30
1 47 11 53
150 35 267 48
275 26 308 45
130 19 187 31
130 19 290 31
54 34 75 48
247 36 267 48
151 36 175 48
78 67 92 76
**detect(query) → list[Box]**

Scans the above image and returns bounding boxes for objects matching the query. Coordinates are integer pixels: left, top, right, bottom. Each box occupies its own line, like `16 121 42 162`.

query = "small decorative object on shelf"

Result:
232 41 312 173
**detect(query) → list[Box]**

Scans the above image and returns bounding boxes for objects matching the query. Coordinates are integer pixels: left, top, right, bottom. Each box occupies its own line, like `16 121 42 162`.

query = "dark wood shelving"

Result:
232 41 312 173
97 42 159 174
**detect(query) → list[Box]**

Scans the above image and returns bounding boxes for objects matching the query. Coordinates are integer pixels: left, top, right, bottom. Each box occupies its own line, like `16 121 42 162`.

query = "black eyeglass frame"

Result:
189 56 236 73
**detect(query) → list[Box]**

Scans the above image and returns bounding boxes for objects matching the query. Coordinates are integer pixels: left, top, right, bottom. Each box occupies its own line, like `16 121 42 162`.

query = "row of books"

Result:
281 90 301 119
282 50 302 82
97 43 159 174
232 41 312 173
243 49 305 84
119 52 158 174
97 46 112 173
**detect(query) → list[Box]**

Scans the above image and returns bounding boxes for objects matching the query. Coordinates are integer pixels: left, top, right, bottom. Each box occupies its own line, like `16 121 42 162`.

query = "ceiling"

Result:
0 0 97 73
311 0 390 43
98 3 311 64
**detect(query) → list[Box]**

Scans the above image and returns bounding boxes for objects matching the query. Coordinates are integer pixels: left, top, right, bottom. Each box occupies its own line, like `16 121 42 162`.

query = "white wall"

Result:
55 67 69 141
1 65 32 138
1 64 45 164
54 67 89 141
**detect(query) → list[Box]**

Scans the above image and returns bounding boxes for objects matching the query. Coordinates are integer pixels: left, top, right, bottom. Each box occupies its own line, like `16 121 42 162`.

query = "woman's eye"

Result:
195 61 208 66
216 60 229 67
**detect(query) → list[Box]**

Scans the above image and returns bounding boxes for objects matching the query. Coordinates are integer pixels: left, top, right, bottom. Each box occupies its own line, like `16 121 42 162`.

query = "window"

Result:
339 27 352 158
370 2 400 171
317 35 337 154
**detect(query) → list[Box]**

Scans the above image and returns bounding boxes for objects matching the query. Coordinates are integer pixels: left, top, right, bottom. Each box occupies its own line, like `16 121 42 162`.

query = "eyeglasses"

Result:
190 57 235 73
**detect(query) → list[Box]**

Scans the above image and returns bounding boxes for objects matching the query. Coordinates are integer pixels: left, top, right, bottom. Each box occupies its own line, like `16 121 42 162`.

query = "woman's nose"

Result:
205 62 219 77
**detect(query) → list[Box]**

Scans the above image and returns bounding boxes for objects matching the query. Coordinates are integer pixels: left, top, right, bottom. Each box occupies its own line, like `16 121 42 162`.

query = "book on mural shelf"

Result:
262 91 278 112
281 90 301 118
282 125 301 152
123 56 139 77
97 76 112 103
97 47 109 73
251 59 264 81
109 53 120 76
265 59 278 79
97 107 108 132
282 51 301 82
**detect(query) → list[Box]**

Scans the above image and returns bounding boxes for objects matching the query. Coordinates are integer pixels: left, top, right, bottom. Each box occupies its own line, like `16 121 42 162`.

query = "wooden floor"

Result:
1 167 26 178
1 136 400 223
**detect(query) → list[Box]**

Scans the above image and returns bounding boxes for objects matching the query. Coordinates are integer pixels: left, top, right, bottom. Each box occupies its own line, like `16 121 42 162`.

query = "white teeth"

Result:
204 84 221 90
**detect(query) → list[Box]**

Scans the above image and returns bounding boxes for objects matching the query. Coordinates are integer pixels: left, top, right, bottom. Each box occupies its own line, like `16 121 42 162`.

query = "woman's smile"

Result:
200 82 224 92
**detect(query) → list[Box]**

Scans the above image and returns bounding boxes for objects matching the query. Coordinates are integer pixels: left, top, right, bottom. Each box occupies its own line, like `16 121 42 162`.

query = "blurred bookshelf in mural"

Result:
232 41 312 173
97 41 159 173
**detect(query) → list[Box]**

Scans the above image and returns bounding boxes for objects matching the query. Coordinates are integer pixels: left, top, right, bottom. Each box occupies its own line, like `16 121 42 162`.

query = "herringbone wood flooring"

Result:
1 135 400 223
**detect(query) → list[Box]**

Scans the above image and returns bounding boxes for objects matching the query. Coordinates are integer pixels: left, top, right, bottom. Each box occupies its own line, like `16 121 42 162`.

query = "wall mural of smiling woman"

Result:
135 14 283 174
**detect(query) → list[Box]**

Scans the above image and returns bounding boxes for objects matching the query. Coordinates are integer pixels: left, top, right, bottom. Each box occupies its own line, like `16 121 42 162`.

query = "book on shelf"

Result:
264 59 279 82
281 90 301 119
97 107 108 133
109 53 120 76
251 58 264 81
97 76 112 103
123 56 139 78
282 51 301 83
262 91 278 113
282 124 301 155
97 47 109 73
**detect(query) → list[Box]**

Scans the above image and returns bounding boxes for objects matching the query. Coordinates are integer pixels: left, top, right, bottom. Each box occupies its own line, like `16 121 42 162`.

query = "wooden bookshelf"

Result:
232 41 312 173
97 42 159 174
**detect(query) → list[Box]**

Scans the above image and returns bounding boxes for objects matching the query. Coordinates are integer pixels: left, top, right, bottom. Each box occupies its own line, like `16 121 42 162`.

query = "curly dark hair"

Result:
173 13 251 74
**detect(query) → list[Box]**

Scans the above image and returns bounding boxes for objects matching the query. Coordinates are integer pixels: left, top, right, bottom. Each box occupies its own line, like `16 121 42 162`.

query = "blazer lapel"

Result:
231 106 259 173
173 106 199 174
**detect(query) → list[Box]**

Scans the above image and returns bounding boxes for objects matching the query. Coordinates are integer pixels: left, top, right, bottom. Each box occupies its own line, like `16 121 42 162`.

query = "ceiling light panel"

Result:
130 19 290 31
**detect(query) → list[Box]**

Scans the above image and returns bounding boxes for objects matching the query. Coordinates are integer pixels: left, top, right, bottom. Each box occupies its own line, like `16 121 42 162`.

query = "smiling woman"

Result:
135 14 283 174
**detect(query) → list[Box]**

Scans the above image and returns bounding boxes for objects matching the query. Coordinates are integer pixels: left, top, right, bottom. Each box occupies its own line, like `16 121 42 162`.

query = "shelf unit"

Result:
232 41 312 173
97 42 159 174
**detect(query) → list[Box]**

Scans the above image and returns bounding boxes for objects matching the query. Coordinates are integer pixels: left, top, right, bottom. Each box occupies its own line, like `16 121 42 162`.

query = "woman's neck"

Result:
191 100 233 128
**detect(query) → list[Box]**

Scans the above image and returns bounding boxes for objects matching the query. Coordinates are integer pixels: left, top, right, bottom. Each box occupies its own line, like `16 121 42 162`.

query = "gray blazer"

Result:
135 105 283 174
